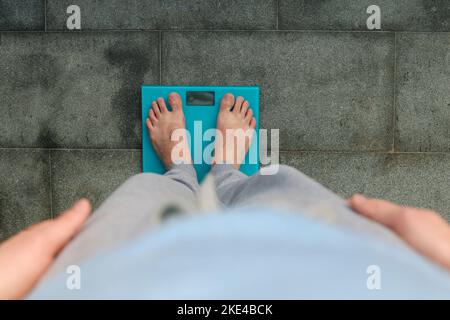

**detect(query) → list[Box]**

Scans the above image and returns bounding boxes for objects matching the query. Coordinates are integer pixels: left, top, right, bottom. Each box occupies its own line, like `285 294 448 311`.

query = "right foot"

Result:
146 92 191 169
213 93 256 169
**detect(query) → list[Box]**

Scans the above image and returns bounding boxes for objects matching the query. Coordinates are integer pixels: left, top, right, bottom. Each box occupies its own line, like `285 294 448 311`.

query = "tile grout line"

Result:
2 147 450 155
44 0 47 32
0 147 144 151
277 150 450 155
276 0 279 30
1 29 448 34
159 31 162 84
48 151 54 218
392 32 397 152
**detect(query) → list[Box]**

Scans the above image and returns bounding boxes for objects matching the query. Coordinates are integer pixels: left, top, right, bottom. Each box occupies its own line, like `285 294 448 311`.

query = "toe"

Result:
241 100 249 115
152 101 161 116
149 108 158 124
233 96 244 113
220 93 235 111
168 92 182 112
245 108 253 122
146 118 154 130
157 97 168 113
249 117 256 129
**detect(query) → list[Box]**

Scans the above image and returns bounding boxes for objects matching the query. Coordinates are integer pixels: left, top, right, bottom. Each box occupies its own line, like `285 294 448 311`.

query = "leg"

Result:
209 93 256 205
209 94 401 243
213 164 403 245
215 164 343 210
48 93 197 275
210 164 248 205
47 164 199 276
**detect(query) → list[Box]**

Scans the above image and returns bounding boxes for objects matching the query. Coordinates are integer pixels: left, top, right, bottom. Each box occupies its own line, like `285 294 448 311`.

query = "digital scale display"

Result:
186 91 215 106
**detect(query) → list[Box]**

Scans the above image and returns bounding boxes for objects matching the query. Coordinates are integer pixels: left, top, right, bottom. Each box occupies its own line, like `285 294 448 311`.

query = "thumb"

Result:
348 194 403 229
46 199 92 255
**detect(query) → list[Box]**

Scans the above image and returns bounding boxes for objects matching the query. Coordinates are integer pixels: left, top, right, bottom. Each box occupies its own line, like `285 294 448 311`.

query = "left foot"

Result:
146 92 191 169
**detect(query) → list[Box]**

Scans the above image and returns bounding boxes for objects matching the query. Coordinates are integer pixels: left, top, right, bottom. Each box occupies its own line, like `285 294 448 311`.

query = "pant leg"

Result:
47 164 200 275
211 164 404 245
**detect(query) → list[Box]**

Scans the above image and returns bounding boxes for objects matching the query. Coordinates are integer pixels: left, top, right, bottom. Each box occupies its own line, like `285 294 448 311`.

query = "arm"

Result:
348 194 450 270
0 199 91 299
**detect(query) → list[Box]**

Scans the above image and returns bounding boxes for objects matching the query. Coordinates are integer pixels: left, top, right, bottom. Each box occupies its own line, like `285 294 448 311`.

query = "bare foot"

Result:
213 93 256 169
146 92 191 169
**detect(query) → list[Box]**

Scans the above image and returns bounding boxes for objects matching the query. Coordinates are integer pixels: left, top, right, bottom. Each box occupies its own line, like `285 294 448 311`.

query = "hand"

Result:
0 199 91 300
348 194 450 270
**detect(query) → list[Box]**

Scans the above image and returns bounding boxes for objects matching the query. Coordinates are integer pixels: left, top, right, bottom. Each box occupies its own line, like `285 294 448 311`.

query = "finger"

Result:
348 194 403 229
0 199 91 299
48 199 92 254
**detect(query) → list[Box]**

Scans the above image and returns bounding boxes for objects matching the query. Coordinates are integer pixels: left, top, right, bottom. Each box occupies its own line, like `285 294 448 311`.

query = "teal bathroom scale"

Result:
142 86 260 182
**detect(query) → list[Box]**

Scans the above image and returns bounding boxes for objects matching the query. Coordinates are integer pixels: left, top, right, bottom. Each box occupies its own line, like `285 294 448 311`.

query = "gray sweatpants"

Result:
47 164 403 275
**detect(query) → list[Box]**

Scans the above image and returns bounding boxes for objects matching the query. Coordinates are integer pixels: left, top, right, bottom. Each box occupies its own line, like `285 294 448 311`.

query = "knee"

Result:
277 165 305 180
123 172 164 187
126 172 147 183
261 164 301 178
259 164 310 184
277 164 300 176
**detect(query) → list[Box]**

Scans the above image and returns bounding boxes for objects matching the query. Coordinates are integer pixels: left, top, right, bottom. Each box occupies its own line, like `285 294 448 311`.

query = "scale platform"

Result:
142 85 260 182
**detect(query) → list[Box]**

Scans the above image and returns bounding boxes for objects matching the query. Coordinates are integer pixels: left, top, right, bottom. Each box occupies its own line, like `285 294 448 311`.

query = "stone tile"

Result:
46 0 276 30
0 0 45 31
395 33 450 152
162 31 394 151
0 32 159 149
0 149 51 241
280 151 450 221
279 0 450 31
51 150 141 214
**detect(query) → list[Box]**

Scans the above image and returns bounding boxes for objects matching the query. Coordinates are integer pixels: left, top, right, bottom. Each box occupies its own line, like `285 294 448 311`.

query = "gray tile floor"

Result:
1 0 450 240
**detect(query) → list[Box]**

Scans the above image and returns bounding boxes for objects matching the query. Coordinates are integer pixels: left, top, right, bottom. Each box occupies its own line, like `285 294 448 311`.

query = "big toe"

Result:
220 93 235 111
168 92 182 111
